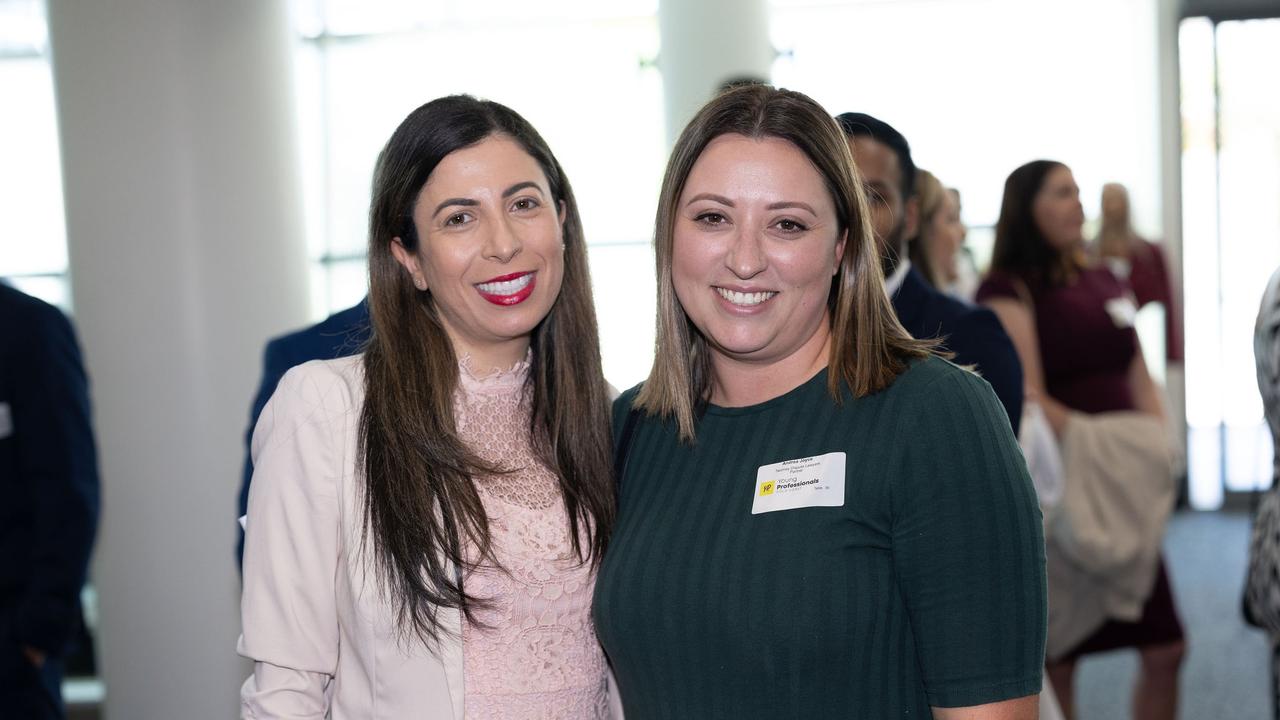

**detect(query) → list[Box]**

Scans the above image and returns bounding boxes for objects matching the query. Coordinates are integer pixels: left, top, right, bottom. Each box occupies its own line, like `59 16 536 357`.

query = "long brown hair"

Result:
990 159 1081 289
636 85 934 441
360 95 613 645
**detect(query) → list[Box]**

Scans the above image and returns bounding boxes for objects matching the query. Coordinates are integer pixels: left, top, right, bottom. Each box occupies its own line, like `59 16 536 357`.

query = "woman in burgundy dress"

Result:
977 160 1185 720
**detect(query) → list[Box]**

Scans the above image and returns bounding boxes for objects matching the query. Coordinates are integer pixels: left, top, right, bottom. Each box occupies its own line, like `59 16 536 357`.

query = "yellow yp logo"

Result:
759 480 775 497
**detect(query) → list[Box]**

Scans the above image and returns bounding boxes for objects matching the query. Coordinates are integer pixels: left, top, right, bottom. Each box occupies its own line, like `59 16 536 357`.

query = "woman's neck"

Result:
707 317 833 408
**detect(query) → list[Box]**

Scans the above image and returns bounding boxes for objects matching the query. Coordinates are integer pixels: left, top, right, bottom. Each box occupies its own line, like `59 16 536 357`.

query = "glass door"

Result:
1181 16 1280 509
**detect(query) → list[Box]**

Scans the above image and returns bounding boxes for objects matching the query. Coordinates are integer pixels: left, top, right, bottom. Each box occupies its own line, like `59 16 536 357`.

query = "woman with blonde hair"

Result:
593 85 1046 719
1096 182 1182 363
909 168 967 294
239 95 616 718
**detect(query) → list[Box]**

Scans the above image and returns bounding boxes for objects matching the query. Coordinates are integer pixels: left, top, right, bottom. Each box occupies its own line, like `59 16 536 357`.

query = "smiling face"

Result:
672 134 846 370
390 134 564 366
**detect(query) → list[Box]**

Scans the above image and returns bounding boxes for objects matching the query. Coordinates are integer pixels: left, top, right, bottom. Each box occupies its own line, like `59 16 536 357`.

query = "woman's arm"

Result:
238 365 344 719
894 369 1047 714
934 694 1039 720
983 297 1070 435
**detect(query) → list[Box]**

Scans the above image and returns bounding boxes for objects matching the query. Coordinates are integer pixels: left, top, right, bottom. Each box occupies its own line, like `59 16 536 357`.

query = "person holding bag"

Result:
978 160 1184 720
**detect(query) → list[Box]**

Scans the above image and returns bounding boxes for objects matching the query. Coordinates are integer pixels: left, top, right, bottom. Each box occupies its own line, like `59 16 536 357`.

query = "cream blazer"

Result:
238 356 470 719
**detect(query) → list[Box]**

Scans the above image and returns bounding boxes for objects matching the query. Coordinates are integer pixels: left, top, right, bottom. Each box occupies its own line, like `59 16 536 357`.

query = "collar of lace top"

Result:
457 349 532 394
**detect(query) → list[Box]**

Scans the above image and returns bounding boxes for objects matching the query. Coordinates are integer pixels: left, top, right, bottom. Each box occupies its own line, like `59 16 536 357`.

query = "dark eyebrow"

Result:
685 192 735 207
432 197 478 219
766 201 817 215
503 181 544 199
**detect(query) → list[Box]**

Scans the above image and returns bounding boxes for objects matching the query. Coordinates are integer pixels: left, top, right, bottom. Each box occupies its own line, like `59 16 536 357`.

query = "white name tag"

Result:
751 452 846 515
0 402 11 439
1105 296 1138 328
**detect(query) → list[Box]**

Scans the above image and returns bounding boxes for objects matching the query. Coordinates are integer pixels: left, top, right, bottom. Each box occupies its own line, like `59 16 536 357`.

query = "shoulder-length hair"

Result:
361 95 613 645
990 159 1081 288
909 168 948 288
635 85 934 442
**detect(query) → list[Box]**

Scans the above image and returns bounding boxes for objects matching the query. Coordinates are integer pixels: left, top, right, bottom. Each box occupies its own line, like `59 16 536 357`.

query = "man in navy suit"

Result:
236 299 370 567
0 283 100 719
836 113 1023 434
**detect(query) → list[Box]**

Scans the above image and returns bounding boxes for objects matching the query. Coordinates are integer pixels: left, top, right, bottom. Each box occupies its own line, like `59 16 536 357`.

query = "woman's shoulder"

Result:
889 355 985 397
975 271 1023 303
273 354 366 420
883 356 1004 429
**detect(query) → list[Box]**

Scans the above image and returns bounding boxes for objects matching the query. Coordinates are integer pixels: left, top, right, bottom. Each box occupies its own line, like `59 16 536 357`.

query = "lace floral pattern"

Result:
456 354 608 719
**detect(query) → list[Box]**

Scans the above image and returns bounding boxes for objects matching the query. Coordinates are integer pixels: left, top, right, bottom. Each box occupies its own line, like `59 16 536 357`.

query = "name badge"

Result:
1105 296 1138 329
751 452 846 515
0 402 11 439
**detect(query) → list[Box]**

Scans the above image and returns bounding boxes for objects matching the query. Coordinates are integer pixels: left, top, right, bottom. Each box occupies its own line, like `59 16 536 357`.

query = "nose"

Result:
483 215 522 263
725 227 767 279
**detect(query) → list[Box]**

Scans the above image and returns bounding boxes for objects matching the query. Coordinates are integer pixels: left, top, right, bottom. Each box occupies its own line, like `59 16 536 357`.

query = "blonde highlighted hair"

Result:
635 85 935 441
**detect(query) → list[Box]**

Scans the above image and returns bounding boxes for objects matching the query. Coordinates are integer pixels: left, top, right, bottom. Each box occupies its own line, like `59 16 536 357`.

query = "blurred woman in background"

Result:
1095 182 1183 364
978 160 1185 720
908 169 966 295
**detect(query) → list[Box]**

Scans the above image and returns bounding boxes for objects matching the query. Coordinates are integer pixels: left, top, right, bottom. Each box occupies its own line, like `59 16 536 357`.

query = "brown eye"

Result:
776 219 807 233
695 212 727 226
512 197 540 212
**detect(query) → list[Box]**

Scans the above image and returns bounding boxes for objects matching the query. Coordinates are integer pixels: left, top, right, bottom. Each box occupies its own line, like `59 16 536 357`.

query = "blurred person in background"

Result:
238 95 617 718
978 160 1184 720
836 112 1024 434
0 283 100 720
1247 265 1280 719
948 188 984 301
908 168 967 296
235 298 369 568
1095 182 1183 364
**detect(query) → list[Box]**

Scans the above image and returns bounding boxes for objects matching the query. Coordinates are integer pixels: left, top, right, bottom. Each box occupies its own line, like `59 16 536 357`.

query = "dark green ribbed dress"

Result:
592 357 1046 718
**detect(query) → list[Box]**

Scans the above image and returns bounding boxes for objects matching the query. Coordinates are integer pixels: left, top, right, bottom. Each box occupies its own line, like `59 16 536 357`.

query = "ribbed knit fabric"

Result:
593 356 1046 718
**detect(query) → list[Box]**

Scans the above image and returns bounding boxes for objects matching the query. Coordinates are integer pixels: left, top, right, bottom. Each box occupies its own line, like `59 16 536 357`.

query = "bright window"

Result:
0 0 70 311
1181 16 1280 507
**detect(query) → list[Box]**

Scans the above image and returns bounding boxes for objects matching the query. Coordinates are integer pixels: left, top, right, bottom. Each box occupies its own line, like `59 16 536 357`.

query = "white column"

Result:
1156 0 1188 479
46 0 309 716
658 0 774 147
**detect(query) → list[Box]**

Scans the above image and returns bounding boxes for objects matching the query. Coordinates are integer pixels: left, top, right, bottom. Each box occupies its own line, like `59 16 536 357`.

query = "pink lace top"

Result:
454 355 608 720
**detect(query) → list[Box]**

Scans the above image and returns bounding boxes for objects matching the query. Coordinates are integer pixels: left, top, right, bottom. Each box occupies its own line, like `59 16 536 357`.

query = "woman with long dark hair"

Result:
593 85 1045 719
978 160 1185 720
238 95 615 718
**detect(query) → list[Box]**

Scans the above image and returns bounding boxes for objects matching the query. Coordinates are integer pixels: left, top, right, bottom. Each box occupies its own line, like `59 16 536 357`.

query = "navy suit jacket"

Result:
237 299 370 566
0 284 99 657
892 268 1024 435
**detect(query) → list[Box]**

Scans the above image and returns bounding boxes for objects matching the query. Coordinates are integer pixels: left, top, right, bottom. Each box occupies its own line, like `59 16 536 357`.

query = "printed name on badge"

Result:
751 452 846 515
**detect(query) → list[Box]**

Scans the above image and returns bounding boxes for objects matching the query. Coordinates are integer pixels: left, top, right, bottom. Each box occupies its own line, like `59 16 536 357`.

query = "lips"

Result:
475 271 536 306
715 287 778 307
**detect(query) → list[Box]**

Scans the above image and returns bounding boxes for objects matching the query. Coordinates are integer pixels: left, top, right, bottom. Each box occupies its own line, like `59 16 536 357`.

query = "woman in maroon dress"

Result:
977 160 1185 720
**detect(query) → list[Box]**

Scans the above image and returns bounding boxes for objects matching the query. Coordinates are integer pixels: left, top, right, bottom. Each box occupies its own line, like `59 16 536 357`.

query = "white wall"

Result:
46 0 309 716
